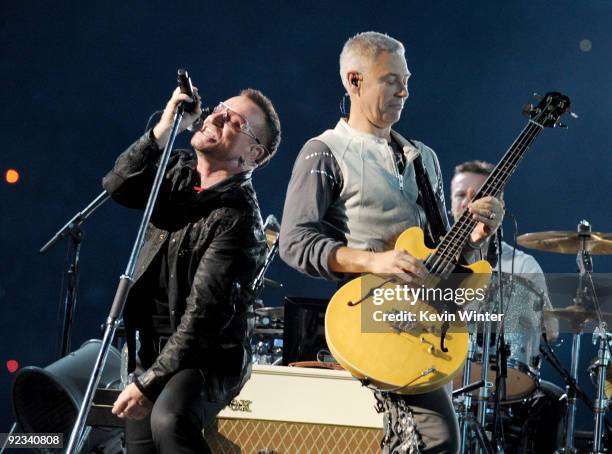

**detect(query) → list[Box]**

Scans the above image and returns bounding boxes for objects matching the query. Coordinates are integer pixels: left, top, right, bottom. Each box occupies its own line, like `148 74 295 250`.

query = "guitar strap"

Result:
409 140 448 248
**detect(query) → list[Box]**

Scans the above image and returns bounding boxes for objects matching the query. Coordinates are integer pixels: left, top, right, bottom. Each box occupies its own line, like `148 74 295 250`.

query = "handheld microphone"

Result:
187 106 212 132
177 68 197 114
176 69 212 131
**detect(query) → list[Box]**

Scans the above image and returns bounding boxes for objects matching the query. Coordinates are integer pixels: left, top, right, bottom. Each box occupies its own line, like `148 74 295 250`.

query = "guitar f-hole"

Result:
440 331 448 353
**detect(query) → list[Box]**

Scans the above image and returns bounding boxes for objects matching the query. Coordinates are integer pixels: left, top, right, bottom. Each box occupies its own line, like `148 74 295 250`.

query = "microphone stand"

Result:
491 230 507 450
250 215 280 297
458 330 477 453
475 232 504 454
65 103 187 453
39 191 110 358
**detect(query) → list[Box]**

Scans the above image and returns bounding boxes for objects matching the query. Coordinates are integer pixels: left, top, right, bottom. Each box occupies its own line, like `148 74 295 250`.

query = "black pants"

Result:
124 368 228 454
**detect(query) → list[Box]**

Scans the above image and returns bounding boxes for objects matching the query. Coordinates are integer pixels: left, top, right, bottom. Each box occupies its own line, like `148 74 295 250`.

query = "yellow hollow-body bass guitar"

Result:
325 92 571 394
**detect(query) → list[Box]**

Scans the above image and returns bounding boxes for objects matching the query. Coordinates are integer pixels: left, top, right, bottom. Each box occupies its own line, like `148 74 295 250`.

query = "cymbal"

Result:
255 306 284 319
544 305 612 327
517 231 612 255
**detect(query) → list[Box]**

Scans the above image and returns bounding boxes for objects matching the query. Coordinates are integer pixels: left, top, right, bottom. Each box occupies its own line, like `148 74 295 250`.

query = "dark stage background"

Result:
2 0 612 438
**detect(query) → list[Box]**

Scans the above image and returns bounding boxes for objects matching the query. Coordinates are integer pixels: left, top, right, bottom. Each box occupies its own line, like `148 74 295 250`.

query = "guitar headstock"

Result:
529 92 571 128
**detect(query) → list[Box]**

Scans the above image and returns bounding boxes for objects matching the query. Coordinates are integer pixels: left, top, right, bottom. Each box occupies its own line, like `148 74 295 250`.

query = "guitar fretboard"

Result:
426 109 551 275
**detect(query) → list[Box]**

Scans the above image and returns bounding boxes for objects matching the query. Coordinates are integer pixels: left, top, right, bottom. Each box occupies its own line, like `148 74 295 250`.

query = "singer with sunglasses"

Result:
104 84 281 453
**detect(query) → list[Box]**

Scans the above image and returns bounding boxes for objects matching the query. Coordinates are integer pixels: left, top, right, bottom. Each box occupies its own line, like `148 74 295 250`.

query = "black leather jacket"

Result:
102 132 266 402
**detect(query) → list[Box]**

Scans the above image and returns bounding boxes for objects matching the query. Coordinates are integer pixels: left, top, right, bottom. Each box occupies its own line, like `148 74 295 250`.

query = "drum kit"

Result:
251 304 284 365
454 220 612 453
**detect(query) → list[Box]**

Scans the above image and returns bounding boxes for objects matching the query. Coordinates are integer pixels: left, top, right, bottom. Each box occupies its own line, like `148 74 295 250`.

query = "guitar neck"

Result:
432 119 545 268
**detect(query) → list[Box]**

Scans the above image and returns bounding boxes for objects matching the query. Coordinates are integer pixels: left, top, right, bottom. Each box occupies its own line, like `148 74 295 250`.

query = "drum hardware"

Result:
455 379 569 453
455 230 557 452
251 316 284 364
504 381 567 452
530 220 612 453
454 220 612 452
588 356 612 401
456 299 497 454
581 228 612 454
542 334 587 454
455 273 545 404
546 274 612 300
252 337 284 365
548 221 594 453
248 215 284 365
566 220 611 454
253 327 284 335
454 375 495 454
476 293 496 452
455 335 488 453
255 306 285 319
463 416 496 454
591 326 612 454
544 306 612 330
456 233 512 454
487 233 509 452
252 305 284 365
453 379 488 398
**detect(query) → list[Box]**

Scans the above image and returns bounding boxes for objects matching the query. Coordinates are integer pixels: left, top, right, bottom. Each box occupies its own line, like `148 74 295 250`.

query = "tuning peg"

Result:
556 122 568 129
532 92 544 100
569 111 579 119
521 103 534 117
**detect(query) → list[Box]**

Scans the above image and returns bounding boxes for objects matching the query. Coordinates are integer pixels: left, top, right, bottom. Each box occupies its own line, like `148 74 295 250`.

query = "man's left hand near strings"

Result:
466 188 505 244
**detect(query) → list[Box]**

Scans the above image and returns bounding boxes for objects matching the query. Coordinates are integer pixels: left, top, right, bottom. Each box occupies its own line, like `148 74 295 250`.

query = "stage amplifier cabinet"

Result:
204 365 383 453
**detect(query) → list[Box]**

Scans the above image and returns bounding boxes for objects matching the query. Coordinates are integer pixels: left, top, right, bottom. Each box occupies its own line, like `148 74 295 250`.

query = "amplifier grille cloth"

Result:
205 418 382 453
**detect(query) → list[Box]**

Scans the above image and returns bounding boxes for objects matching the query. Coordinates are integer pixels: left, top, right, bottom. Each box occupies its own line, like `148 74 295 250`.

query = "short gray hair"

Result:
339 31 405 91
454 160 495 177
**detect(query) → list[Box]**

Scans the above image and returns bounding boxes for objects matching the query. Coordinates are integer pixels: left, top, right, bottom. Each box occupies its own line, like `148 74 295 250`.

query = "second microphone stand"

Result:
40 190 110 358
